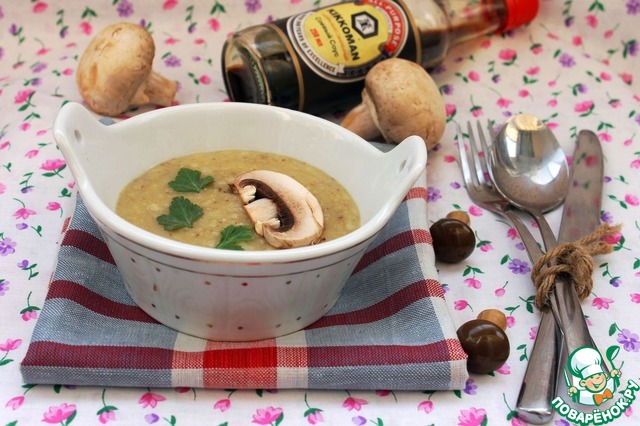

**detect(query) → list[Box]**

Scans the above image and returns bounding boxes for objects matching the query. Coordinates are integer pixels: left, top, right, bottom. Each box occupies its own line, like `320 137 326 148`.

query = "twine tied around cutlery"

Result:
531 223 622 310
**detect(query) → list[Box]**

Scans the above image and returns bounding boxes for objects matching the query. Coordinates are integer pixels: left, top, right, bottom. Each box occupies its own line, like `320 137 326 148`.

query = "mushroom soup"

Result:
116 150 360 250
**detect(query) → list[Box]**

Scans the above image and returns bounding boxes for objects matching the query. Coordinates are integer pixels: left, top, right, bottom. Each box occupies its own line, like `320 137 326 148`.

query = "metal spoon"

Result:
488 114 592 424
491 114 569 243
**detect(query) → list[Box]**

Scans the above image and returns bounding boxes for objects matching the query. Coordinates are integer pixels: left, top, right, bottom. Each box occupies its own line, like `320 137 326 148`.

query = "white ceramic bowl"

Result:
53 102 427 341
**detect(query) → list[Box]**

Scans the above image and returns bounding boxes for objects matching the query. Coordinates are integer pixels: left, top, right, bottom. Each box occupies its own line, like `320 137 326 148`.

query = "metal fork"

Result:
456 122 561 424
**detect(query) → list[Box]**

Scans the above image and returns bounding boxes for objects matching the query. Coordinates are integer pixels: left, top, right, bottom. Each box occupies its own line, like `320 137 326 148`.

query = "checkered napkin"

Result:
21 173 468 390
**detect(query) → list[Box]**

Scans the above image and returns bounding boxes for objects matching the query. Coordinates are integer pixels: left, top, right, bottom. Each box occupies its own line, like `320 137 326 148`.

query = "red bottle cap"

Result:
504 0 540 32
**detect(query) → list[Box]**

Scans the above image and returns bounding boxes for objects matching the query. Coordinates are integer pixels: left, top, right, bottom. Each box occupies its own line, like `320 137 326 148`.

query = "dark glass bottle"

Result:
222 0 538 115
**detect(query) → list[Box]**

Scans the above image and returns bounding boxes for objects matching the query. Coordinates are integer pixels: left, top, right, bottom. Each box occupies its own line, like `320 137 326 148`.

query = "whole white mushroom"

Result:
76 22 177 116
341 58 446 151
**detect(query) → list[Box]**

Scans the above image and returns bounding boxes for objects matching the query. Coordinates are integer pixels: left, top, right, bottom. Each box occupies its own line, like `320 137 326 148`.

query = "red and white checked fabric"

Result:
21 172 468 390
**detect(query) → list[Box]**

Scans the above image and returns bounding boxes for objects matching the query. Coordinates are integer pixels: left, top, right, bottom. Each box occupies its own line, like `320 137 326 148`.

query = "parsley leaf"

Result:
168 168 214 193
156 196 204 230
216 225 255 250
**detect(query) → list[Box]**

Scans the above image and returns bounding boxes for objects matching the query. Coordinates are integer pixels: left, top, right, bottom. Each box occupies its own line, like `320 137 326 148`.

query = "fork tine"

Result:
466 121 486 185
456 123 475 188
476 121 492 173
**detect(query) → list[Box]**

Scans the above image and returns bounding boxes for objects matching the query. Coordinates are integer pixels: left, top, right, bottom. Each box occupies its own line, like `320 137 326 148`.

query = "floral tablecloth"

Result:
1 1 639 425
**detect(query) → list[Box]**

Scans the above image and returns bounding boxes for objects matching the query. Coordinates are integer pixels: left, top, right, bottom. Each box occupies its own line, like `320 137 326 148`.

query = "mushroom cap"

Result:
233 170 324 249
77 22 157 116
364 58 445 150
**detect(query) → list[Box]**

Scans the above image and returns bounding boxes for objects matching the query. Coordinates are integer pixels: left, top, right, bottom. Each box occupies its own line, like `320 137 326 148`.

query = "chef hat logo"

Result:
568 347 604 380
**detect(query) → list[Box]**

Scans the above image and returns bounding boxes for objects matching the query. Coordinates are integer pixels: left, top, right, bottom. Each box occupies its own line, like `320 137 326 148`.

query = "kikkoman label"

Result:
287 0 409 82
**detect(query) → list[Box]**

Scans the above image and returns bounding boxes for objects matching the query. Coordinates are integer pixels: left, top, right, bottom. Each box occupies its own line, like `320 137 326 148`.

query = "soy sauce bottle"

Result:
222 0 539 115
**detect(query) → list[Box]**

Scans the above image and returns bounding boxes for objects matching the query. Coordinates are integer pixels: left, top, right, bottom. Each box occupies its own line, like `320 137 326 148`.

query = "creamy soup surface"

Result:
116 150 360 250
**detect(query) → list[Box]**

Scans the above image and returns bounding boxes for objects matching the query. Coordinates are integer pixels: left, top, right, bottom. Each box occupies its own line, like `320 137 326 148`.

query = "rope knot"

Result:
530 223 621 310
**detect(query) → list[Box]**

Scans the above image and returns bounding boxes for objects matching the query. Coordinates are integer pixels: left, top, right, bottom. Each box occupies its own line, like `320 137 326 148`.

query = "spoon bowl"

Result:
490 114 569 213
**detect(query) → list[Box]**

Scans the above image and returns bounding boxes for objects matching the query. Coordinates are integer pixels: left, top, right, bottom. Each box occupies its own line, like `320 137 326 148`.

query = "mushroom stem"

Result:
341 101 381 141
135 71 177 107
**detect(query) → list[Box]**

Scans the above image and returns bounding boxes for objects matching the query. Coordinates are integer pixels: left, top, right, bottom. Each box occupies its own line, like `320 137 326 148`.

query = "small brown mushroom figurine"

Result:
76 22 178 116
233 170 324 249
341 58 446 151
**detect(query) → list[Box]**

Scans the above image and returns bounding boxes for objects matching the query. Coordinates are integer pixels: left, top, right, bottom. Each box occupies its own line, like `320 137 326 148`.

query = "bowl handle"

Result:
382 135 428 185
52 102 108 155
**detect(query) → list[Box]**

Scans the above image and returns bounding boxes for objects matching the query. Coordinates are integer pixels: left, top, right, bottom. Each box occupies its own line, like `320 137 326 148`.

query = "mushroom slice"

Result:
233 170 324 249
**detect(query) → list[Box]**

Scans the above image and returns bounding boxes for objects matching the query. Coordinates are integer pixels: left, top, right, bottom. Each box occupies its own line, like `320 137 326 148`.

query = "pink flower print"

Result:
506 316 515 327
572 36 582 46
98 409 116 424
445 103 456 117
457 407 487 426
342 397 368 411
604 29 614 39
471 107 483 118
602 231 622 245
496 97 512 109
199 75 212 85
468 205 483 216
464 278 481 289
586 14 598 28
252 406 283 424
531 44 542 55
506 228 518 240
625 194 639 206
629 293 639 303
20 123 31 131
600 72 611 81
443 155 456 163
518 89 529 98
467 71 480 82
163 0 178 10
454 300 469 310
214 398 231 412
42 402 76 424
209 18 221 31
418 400 434 414
22 310 38 321
165 37 179 45
0 183 5 195
479 243 493 252
47 202 61 211
480 39 491 49
306 410 324 424
529 326 538 340
33 2 48 13
547 99 558 107
41 158 66 171
526 66 539 75
592 297 613 310
36 47 51 56
495 288 505 297
138 392 166 408
14 89 34 104
62 68 74 76
498 49 517 63
631 159 640 169
620 72 633 85
5 396 24 410
599 132 612 142
496 363 510 375
25 149 39 158
13 208 36 220
575 100 594 115
510 416 528 425
80 21 93 35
